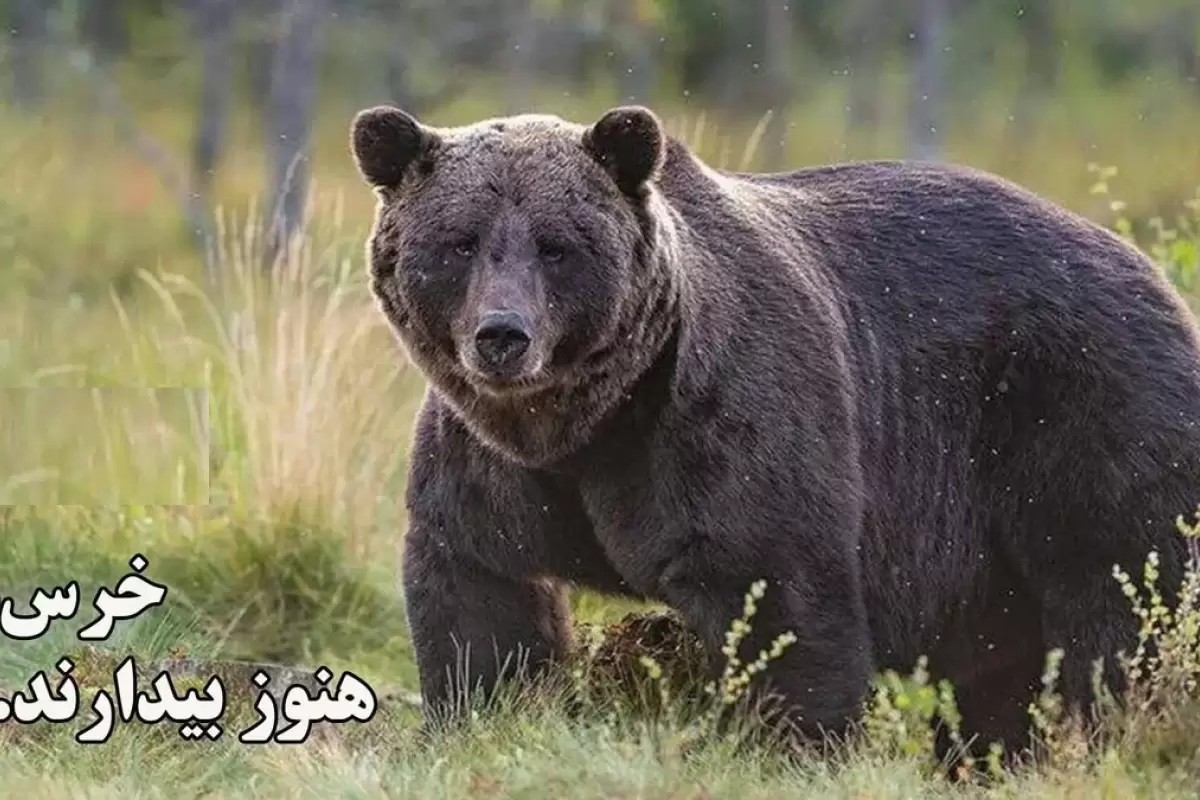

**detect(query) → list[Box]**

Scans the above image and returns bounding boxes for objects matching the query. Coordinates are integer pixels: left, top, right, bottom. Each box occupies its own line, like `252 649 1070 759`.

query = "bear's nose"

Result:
474 311 532 369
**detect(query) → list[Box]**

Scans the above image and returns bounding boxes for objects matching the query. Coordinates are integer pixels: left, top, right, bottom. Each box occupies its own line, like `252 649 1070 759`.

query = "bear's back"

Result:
656 147 1199 375
666 151 1152 298
650 147 1200 576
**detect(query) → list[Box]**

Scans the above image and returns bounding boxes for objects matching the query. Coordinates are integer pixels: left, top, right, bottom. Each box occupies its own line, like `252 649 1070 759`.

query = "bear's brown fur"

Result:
350 103 1200 760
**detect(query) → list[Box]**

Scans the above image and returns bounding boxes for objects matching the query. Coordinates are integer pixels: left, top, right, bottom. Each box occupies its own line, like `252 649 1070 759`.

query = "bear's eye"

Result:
452 239 477 259
539 242 566 263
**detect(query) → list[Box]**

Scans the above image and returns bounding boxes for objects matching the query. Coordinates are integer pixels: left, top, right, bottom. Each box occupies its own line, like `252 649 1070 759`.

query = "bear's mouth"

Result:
465 365 554 399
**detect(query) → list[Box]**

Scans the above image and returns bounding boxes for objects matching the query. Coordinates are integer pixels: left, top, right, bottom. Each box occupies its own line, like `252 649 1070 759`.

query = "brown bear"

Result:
348 103 1200 759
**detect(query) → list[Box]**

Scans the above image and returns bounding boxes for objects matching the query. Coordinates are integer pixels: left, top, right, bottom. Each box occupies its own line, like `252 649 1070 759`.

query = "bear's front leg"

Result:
403 521 573 726
658 546 874 744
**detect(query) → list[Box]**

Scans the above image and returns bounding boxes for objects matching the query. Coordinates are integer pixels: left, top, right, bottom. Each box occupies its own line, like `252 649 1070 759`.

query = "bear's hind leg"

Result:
927 576 1045 772
1003 469 1193 728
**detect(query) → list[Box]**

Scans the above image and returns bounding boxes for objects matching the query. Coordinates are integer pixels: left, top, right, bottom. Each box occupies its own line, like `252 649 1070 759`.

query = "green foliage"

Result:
1090 163 1200 297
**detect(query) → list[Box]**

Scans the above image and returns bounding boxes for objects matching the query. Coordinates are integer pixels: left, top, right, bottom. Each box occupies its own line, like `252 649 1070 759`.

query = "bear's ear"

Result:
350 105 440 190
582 105 665 197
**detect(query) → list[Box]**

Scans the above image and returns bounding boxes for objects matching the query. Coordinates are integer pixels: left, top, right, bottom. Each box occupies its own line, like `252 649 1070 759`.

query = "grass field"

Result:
2 72 1200 796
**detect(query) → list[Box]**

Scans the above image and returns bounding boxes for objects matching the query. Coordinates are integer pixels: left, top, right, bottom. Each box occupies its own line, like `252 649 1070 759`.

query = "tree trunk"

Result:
612 0 656 104
1006 0 1058 145
846 0 884 139
245 0 279 108
80 0 129 63
192 0 236 199
264 0 325 265
9 0 47 110
907 0 947 161
1171 10 1200 94
503 0 535 115
763 0 794 171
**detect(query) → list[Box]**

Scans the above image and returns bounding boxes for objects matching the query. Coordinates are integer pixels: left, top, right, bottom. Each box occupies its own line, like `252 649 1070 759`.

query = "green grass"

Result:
2 66 1200 796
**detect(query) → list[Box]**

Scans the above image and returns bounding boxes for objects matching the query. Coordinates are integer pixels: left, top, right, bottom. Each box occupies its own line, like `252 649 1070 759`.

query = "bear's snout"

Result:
473 310 533 374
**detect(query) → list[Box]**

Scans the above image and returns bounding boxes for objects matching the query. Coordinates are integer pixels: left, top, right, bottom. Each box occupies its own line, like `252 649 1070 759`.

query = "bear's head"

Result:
349 105 681 465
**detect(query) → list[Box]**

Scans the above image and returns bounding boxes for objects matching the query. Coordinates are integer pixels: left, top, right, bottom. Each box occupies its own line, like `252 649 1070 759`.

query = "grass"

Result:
2 63 1200 796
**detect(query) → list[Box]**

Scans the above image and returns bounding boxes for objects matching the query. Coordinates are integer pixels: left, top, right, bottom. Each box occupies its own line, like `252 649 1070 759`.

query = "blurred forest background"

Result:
2 0 1199 294
1 5 1200 795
